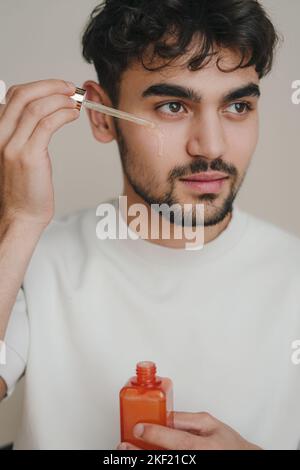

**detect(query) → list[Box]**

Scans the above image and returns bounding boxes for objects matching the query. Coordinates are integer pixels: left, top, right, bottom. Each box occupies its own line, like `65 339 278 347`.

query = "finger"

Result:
133 423 199 450
0 79 75 147
172 411 217 435
27 107 80 153
116 442 142 450
0 103 6 118
0 85 8 117
0 81 25 114
8 94 77 150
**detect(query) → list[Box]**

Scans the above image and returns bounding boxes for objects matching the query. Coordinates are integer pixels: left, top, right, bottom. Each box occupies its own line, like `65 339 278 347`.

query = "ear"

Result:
82 80 117 143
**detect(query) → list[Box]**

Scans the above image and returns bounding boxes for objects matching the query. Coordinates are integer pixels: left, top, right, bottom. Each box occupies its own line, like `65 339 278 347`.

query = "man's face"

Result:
114 47 260 227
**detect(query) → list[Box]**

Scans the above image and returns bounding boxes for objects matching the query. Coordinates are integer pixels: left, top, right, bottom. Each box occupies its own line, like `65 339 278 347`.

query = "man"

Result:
0 0 299 450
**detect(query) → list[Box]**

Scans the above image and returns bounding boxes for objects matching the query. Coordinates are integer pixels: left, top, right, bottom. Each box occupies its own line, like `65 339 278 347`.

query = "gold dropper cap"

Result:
70 87 86 110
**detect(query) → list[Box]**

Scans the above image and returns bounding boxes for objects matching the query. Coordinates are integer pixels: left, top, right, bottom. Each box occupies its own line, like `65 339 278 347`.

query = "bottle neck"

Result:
131 361 161 386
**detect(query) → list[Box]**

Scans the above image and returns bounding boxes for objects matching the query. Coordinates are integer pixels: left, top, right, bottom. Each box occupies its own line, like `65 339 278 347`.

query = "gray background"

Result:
0 0 299 446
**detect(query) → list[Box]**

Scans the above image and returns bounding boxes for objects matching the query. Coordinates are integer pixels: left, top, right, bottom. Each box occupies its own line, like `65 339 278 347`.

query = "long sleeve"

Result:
0 287 29 398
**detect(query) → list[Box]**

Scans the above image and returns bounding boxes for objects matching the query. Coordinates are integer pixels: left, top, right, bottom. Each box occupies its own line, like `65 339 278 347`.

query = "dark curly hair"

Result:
81 0 279 106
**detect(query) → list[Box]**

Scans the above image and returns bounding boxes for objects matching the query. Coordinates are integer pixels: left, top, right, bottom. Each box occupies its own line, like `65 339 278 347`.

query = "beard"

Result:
115 121 243 228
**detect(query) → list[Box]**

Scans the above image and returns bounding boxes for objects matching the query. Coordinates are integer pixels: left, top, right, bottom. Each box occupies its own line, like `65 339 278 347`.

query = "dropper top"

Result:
71 87 86 110
70 87 156 129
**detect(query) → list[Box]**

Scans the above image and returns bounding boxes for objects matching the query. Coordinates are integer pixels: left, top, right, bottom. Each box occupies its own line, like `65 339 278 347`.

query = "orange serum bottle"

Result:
119 361 174 450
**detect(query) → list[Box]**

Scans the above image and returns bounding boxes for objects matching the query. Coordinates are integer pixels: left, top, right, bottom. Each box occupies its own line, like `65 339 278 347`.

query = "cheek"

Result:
118 121 182 184
119 121 164 161
225 119 259 171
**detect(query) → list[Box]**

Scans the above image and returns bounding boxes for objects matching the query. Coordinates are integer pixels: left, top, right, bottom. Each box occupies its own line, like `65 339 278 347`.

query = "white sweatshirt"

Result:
1 197 300 450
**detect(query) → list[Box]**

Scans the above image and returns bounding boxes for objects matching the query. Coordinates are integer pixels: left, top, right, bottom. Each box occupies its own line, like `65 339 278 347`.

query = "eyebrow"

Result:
141 82 261 104
142 83 202 103
223 83 261 102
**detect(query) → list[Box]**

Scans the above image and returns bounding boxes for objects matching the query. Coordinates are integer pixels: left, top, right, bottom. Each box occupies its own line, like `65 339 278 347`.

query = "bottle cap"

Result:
70 87 86 110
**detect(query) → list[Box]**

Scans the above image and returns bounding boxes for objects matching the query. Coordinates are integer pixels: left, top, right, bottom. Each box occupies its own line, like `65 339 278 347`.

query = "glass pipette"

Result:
70 87 156 129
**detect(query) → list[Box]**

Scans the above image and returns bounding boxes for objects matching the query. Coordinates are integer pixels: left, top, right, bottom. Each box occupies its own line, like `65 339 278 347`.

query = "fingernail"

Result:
117 443 128 450
133 423 144 438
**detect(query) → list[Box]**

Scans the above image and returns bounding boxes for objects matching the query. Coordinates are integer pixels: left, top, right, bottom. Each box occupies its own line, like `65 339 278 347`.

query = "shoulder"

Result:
238 207 300 273
28 197 118 267
39 206 96 257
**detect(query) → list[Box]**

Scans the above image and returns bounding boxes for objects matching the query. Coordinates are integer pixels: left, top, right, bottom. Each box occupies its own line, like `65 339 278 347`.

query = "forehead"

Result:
120 47 259 101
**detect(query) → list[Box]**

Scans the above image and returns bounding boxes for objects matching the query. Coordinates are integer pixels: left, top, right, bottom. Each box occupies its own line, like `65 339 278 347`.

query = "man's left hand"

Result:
116 411 262 450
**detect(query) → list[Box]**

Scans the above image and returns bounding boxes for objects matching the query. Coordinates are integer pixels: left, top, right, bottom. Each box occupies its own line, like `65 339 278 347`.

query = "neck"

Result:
121 179 232 249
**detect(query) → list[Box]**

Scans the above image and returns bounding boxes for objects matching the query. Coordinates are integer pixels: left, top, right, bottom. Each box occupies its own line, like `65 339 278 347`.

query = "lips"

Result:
180 172 229 194
180 172 229 182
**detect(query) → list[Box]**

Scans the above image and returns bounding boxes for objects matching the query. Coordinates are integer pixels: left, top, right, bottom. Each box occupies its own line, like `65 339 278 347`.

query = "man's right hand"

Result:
0 79 79 231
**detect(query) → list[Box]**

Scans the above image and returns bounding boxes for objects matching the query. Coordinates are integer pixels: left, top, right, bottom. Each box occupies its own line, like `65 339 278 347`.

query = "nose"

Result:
186 109 226 161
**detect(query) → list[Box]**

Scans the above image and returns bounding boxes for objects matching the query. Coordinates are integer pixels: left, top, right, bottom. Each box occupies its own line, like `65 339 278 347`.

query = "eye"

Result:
226 102 252 115
156 101 187 116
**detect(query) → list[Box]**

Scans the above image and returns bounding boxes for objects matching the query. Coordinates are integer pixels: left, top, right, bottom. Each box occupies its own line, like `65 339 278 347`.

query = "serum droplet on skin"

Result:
155 127 165 158
143 123 165 158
